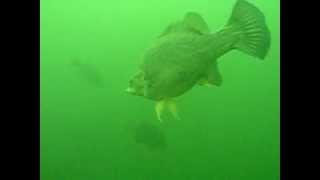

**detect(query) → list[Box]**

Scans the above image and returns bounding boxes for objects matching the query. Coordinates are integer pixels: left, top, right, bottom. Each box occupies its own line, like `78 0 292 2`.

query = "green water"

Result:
40 0 280 179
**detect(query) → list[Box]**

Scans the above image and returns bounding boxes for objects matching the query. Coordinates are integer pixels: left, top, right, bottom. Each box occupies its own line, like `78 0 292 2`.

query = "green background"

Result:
41 0 280 179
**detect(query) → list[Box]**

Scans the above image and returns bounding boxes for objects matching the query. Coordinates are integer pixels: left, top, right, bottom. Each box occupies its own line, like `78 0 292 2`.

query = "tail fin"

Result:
226 0 270 59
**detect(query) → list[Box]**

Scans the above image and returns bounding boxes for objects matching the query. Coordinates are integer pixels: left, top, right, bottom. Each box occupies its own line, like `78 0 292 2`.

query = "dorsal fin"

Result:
183 12 210 34
159 12 210 37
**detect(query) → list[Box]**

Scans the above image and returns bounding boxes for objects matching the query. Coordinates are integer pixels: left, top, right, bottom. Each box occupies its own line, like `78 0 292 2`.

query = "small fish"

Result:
70 58 104 88
127 0 271 122
134 121 167 151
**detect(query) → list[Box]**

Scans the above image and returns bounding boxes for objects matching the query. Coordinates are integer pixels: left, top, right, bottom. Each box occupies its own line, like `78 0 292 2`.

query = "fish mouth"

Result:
126 87 146 97
126 87 138 95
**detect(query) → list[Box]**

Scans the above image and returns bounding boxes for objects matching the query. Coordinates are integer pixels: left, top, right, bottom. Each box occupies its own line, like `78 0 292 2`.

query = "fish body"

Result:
142 29 236 101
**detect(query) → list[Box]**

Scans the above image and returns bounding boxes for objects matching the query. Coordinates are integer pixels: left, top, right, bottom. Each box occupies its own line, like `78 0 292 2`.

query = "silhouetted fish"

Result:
134 121 166 150
70 58 104 88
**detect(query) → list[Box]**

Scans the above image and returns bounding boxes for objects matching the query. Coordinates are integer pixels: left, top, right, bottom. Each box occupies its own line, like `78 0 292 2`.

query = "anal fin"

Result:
198 78 214 87
198 61 222 87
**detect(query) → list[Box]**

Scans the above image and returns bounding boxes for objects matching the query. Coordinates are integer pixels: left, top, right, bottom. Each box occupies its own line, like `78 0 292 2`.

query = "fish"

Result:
126 0 271 122
134 121 167 151
70 58 104 88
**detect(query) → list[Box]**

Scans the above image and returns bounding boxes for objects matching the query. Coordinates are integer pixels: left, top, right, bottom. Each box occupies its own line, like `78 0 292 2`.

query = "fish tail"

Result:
225 0 271 59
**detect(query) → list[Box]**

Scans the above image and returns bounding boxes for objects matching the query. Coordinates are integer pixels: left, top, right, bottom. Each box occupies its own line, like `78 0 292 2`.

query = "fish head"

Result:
126 70 146 97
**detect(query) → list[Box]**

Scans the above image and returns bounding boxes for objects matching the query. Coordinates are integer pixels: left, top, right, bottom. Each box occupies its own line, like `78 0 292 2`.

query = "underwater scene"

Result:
40 0 280 179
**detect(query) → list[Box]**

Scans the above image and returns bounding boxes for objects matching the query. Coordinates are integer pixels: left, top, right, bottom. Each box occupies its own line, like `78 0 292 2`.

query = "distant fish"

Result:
70 58 104 88
134 121 167 151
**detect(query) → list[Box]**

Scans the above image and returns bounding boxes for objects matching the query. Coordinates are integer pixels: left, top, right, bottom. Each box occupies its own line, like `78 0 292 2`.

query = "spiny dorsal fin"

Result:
159 12 210 37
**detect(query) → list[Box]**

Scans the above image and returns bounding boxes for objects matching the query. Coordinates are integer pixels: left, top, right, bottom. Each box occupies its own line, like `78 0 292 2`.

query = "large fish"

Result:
127 0 270 122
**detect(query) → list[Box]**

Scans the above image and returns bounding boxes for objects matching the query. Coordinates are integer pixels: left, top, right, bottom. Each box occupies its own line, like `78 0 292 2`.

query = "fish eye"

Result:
146 81 154 88
129 79 136 86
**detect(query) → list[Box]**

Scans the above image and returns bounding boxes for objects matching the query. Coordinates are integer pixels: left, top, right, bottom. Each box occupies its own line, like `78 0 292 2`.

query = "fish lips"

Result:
125 87 145 97
126 87 136 93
